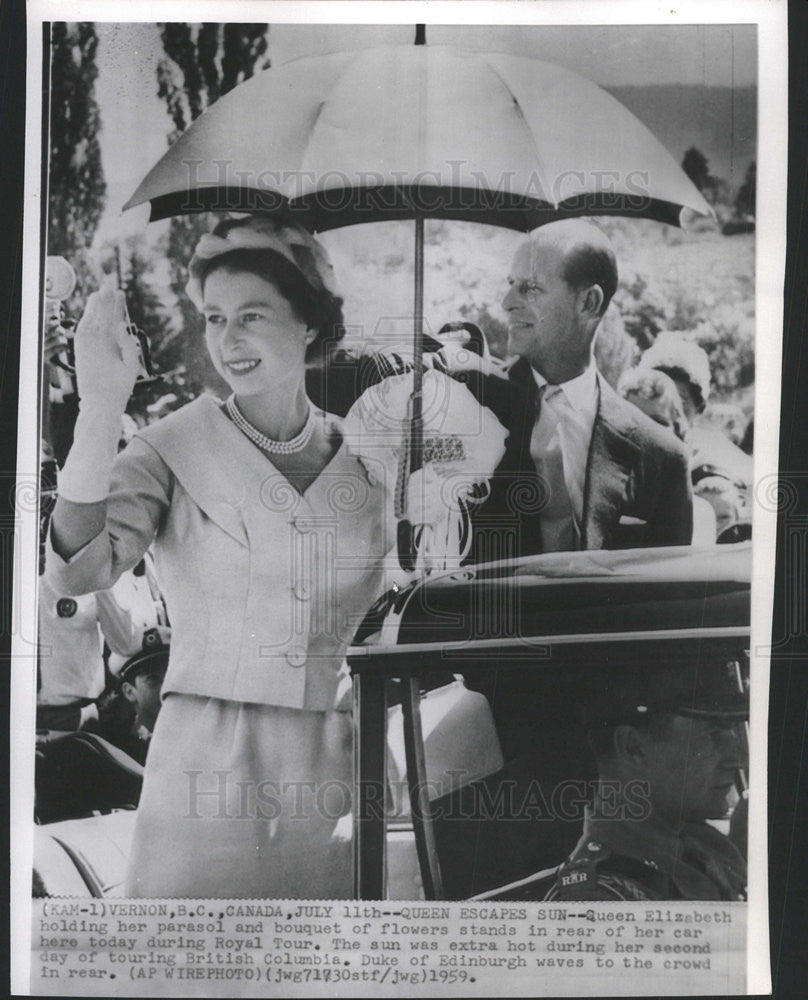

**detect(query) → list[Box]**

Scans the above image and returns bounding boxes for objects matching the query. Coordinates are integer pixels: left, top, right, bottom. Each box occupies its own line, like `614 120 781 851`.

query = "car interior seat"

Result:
35 731 144 824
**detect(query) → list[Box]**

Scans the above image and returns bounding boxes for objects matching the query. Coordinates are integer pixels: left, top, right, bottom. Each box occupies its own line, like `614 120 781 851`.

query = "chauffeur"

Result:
478 657 749 902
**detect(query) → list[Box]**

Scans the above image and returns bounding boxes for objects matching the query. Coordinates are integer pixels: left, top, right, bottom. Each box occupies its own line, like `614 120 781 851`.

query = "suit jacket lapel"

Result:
140 395 296 549
505 358 540 469
582 377 640 550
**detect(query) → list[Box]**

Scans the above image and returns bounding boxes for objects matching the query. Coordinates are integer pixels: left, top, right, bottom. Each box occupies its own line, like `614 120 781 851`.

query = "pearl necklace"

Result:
226 394 316 455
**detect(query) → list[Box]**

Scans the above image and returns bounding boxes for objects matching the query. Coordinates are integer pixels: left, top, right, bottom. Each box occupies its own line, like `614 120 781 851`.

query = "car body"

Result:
34 543 751 900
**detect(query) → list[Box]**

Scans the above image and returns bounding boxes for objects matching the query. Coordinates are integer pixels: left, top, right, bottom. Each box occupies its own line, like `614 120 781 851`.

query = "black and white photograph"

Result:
10 2 790 996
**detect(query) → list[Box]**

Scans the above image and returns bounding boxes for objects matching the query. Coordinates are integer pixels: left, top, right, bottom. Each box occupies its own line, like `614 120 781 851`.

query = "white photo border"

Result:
12 2 787 995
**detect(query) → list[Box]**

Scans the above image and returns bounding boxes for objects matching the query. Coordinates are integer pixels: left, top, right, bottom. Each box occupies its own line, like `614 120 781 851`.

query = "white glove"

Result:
74 287 141 412
57 288 141 504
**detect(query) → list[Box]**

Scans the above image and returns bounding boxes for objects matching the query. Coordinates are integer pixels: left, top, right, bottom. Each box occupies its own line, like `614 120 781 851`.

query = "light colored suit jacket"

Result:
47 396 392 710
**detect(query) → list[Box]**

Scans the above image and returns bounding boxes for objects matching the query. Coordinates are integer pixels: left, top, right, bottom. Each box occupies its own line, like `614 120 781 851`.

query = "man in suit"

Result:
474 656 749 902
466 219 692 562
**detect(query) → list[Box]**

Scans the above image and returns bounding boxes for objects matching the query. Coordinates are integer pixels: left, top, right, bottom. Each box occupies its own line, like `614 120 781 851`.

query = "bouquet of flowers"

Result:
343 368 508 572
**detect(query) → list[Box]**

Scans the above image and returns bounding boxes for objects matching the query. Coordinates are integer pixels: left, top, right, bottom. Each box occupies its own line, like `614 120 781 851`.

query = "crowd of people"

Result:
35 216 751 901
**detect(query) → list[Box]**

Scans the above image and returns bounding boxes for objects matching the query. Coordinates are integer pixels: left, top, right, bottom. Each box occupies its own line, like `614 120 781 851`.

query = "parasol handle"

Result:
410 212 425 474
397 213 426 572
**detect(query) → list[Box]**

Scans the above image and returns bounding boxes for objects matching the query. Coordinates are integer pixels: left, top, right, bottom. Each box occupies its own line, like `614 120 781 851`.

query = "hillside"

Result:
607 85 757 185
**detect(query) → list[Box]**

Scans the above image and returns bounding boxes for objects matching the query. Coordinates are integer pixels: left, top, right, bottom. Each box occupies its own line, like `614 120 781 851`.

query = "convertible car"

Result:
33 543 750 900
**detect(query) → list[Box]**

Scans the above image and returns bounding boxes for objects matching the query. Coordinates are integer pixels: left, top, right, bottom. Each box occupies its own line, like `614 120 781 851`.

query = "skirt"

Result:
124 693 354 899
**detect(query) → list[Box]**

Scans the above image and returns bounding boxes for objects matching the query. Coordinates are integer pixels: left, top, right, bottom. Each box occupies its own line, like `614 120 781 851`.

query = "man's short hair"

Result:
561 241 618 316
586 710 675 762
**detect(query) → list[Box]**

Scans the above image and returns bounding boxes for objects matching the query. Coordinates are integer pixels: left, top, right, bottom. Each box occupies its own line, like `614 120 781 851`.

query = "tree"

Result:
112 235 195 420
47 22 107 311
735 162 756 218
612 273 667 352
681 147 712 194
154 24 270 399
681 146 736 215
45 23 107 464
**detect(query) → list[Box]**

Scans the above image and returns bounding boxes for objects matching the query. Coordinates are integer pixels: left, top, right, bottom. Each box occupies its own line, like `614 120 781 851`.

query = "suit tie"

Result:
530 384 578 552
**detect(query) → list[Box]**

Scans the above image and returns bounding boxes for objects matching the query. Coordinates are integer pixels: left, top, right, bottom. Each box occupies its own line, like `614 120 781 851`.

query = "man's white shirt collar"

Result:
531 361 598 412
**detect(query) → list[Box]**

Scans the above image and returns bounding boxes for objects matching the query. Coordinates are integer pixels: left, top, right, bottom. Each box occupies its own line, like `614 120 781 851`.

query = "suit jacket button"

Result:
286 645 306 668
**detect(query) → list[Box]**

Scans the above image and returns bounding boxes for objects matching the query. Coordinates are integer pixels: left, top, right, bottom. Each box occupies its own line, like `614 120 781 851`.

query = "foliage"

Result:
47 23 107 312
690 306 755 396
611 274 668 351
153 23 270 401
96 235 195 421
593 309 639 390
326 214 753 419
155 216 228 399
681 146 728 208
734 162 756 219
157 23 269 140
599 219 755 413
681 147 712 192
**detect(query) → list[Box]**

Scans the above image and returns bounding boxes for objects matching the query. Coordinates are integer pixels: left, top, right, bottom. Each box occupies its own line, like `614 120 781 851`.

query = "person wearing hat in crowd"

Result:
616 367 718 544
616 366 690 453
118 642 167 737
639 331 713 427
45 214 405 898
85 627 171 766
638 331 752 534
36 576 162 733
477 656 749 902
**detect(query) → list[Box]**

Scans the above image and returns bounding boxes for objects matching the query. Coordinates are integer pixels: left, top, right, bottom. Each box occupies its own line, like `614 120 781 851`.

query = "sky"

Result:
270 23 756 88
93 21 757 243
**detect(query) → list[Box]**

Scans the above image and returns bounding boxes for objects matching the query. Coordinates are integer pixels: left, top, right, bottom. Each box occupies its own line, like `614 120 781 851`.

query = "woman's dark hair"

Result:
198 247 345 365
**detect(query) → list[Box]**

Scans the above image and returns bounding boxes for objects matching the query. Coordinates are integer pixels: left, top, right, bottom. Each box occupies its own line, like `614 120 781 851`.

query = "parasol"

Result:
125 43 711 230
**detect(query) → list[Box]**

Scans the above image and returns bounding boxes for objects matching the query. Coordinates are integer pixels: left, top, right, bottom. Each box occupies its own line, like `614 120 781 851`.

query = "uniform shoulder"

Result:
545 839 669 901
471 867 560 902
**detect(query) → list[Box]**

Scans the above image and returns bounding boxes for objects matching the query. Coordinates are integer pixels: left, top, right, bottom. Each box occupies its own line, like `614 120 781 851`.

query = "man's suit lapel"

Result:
501 358 545 555
505 358 540 466
582 376 641 550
